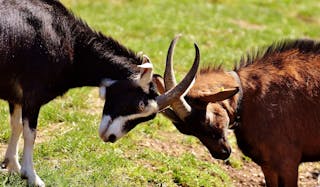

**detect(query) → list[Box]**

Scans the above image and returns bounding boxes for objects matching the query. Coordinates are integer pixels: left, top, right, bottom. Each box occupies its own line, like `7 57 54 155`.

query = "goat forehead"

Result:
207 103 225 113
103 93 156 116
107 82 144 96
107 89 146 106
107 81 157 102
102 81 158 119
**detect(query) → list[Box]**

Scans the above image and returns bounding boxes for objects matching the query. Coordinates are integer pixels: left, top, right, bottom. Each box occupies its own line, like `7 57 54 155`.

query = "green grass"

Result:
1 0 320 186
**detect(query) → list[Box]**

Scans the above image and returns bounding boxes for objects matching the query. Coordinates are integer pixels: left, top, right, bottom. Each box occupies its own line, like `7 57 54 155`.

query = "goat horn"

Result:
156 39 200 114
164 34 181 90
161 36 199 120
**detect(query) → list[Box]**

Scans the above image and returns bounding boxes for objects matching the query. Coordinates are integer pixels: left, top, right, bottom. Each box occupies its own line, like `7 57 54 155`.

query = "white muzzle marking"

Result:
100 115 126 142
98 115 113 142
99 100 158 142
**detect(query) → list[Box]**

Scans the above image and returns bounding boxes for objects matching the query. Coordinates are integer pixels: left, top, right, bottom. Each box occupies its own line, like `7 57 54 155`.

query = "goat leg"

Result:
2 104 22 172
20 105 45 187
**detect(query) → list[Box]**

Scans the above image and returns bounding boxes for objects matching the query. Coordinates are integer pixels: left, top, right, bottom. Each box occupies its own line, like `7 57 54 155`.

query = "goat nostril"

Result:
108 134 116 143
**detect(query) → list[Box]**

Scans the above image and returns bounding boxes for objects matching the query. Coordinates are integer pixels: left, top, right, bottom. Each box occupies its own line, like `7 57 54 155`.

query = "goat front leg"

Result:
261 164 278 187
1 103 22 172
277 159 299 187
20 106 45 187
261 150 300 187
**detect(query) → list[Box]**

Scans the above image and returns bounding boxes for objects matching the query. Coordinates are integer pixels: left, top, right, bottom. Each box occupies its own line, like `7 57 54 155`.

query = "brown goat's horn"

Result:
164 34 180 90
156 38 200 112
163 35 197 120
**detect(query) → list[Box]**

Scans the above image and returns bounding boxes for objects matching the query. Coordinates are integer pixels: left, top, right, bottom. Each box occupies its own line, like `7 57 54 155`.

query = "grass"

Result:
1 0 320 186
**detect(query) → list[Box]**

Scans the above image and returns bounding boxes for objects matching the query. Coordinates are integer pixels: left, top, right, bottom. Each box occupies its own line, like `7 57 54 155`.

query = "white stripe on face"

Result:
100 116 126 142
99 100 158 142
98 115 112 141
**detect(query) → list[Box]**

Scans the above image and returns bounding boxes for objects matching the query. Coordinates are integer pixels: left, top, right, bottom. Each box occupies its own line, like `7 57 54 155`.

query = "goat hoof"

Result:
1 158 9 169
21 168 45 187
1 158 21 172
27 175 45 187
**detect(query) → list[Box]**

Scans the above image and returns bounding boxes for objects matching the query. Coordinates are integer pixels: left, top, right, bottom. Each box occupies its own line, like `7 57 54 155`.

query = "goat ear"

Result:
152 74 165 94
137 55 153 92
196 87 239 103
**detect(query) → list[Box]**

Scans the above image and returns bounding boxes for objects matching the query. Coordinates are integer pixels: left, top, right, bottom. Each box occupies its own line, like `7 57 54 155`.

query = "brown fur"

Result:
168 39 320 187
234 44 320 187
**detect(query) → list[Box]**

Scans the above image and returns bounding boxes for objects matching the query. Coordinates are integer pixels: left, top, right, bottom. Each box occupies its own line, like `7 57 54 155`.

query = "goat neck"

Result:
226 71 243 128
71 24 142 87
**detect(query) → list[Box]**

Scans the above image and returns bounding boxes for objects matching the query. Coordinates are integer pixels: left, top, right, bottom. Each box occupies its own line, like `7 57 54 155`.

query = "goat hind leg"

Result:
1 104 22 172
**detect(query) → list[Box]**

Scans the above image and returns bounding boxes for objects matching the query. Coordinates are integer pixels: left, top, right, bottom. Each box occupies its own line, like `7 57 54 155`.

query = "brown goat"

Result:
155 37 320 187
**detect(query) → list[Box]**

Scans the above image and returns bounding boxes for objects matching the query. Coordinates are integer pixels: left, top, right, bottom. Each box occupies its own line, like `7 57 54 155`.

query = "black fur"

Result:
0 0 145 129
0 1 162 185
0 1 166 185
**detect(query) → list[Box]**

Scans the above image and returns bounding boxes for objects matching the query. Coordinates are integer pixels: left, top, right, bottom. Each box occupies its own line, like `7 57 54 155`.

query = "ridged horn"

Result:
164 34 180 90
156 36 200 118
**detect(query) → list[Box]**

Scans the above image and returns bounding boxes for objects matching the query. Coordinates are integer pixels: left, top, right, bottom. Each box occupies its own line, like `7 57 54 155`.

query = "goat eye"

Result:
138 101 145 111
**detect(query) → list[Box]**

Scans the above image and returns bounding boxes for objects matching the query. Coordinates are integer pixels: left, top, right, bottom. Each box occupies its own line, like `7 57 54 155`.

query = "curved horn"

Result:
156 41 200 114
161 36 200 120
164 34 181 90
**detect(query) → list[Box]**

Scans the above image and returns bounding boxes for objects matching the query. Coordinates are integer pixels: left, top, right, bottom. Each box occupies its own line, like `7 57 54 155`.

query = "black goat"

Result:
0 1 199 186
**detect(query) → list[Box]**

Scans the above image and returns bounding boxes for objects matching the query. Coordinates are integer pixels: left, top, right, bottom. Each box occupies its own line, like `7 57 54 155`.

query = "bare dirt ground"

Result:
225 148 320 187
